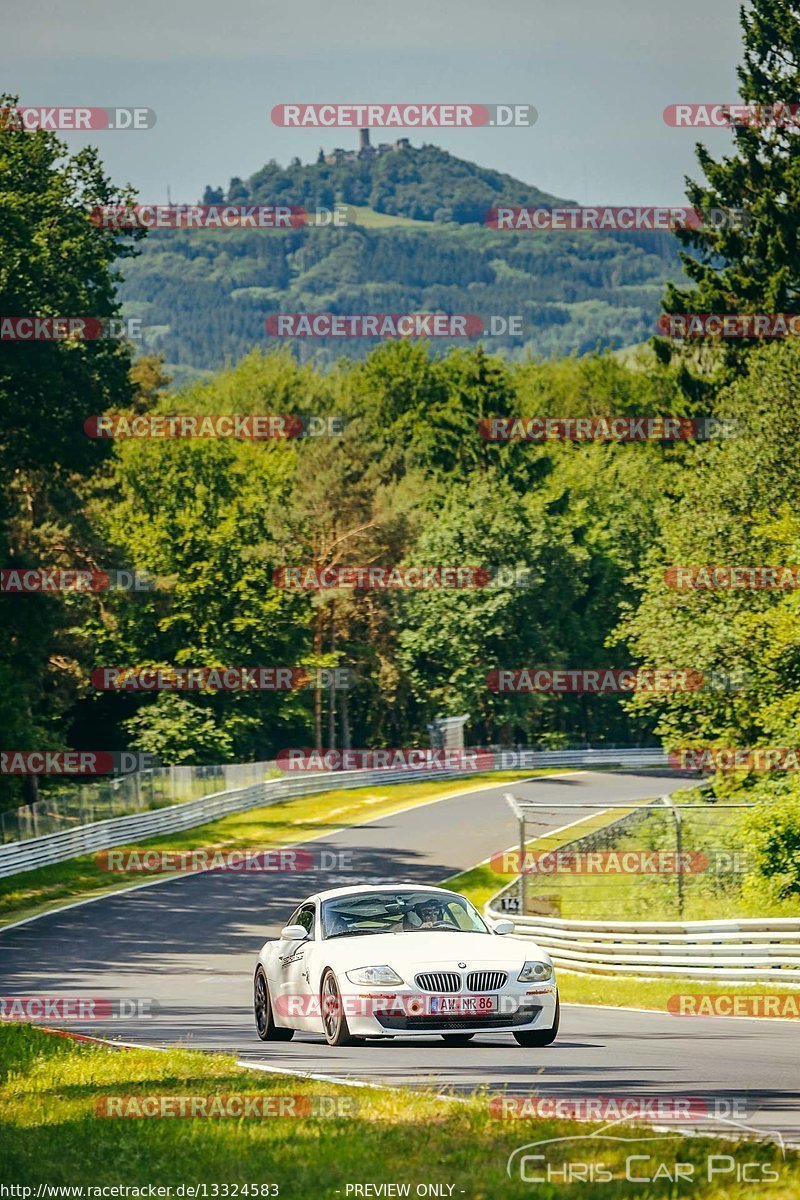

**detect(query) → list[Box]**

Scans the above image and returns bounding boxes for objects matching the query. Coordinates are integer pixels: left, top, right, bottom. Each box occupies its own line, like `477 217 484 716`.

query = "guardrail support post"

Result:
662 793 684 919
518 808 526 915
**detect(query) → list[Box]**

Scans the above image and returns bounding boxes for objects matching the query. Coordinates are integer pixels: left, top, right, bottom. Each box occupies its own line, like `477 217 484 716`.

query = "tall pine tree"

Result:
659 0 800 374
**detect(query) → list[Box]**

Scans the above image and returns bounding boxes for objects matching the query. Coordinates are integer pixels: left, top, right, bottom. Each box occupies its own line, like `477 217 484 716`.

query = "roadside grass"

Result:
0 770 544 928
555 970 800 1015
0 1025 795 1196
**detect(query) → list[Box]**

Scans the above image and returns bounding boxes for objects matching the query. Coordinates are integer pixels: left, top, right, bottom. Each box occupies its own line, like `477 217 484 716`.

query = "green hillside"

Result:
119 142 684 373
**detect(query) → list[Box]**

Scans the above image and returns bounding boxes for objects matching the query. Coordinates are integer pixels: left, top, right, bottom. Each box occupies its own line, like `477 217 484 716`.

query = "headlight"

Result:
346 965 405 986
518 960 553 983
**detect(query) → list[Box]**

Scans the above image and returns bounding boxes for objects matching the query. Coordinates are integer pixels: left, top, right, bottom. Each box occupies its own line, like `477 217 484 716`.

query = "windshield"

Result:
321 890 489 939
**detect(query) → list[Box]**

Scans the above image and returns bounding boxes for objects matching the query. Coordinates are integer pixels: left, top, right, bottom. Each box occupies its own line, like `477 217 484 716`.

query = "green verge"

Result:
342 204 433 229
0 1025 794 1196
0 771 544 928
553 970 800 1014
444 811 800 1016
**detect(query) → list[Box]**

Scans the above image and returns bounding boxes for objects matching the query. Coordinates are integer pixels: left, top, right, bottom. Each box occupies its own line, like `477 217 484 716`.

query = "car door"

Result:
275 903 318 1032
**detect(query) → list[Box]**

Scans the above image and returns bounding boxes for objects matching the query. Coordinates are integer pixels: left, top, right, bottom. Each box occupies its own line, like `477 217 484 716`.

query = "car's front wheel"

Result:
513 996 559 1047
254 966 294 1042
320 969 362 1046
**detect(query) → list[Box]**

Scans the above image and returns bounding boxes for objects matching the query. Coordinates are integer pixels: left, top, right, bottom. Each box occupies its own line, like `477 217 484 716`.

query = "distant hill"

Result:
216 140 570 224
119 140 684 375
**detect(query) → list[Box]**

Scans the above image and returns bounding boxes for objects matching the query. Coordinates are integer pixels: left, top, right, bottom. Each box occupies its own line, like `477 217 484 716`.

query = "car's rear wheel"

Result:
513 996 559 1047
254 966 294 1042
321 969 362 1046
441 1033 475 1044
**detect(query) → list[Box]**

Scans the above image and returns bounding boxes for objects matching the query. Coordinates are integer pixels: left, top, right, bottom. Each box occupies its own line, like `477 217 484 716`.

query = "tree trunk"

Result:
340 680 351 750
328 600 336 750
314 604 323 751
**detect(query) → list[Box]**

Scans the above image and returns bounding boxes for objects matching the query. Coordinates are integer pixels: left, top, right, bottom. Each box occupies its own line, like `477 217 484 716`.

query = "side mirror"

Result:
280 924 309 941
492 919 515 935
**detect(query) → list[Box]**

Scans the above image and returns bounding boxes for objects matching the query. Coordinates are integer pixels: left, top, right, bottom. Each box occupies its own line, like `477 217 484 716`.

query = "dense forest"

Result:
119 143 683 375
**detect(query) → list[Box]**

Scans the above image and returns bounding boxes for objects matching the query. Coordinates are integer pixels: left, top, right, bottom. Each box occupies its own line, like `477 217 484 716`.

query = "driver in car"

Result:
403 898 445 930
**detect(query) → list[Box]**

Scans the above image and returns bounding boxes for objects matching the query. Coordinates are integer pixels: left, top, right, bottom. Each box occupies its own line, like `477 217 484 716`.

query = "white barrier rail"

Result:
0 746 671 880
485 902 800 983
0 766 460 880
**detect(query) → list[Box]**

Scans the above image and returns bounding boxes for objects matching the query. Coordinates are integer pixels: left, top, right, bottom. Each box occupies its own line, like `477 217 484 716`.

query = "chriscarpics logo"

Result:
506 1116 785 1185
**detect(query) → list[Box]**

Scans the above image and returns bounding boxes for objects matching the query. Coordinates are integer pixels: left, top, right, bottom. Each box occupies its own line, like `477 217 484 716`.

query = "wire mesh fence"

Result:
0 761 278 844
497 796 755 922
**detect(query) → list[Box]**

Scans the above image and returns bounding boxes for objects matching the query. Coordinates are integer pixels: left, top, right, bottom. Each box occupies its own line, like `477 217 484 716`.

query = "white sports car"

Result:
253 883 559 1046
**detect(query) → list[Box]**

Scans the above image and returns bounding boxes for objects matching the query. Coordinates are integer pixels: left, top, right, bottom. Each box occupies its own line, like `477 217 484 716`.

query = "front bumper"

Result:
341 984 558 1038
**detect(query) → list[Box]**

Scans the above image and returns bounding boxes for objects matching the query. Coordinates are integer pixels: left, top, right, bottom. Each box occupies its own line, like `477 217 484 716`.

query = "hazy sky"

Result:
3 0 746 206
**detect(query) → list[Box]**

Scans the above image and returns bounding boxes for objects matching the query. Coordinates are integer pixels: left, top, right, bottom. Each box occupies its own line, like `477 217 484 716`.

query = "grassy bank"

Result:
0 770 541 927
0 1025 794 1196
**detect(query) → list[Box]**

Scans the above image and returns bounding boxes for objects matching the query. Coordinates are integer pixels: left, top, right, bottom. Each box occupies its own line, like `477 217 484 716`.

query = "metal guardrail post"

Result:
518 804 526 915
662 793 684 918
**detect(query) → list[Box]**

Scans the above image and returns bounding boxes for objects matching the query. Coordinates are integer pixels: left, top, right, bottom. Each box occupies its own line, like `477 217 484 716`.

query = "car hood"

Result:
316 930 548 972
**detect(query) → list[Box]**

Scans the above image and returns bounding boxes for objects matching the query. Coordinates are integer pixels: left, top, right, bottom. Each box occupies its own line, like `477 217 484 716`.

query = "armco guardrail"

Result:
0 760 279 844
0 746 671 879
489 748 668 770
485 900 800 983
0 766 455 880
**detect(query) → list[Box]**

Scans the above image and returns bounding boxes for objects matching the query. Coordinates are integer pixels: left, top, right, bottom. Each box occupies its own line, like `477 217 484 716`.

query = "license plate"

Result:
428 995 498 1015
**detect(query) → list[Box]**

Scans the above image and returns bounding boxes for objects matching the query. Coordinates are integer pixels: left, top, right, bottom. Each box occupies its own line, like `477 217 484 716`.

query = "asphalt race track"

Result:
1 770 798 1146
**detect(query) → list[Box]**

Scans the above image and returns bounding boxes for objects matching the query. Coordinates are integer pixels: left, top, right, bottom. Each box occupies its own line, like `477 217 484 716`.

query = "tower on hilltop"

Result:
359 128 370 150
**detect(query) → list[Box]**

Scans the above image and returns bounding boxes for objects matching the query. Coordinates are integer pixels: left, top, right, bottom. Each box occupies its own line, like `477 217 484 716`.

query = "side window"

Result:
296 905 316 939
448 901 473 931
